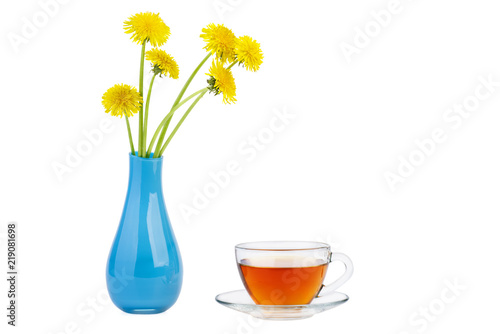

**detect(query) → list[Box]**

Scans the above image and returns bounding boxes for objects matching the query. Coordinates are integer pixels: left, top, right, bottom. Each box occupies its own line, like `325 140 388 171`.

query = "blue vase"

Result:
106 153 183 314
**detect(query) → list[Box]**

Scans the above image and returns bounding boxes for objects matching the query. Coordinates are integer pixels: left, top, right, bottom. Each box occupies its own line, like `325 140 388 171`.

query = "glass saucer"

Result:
215 290 349 320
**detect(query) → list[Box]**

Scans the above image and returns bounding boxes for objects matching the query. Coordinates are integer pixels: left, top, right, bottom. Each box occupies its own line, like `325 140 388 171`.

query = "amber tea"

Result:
238 256 328 305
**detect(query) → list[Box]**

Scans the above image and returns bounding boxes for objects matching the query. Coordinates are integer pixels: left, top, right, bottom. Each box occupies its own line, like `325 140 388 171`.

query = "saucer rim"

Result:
215 289 349 307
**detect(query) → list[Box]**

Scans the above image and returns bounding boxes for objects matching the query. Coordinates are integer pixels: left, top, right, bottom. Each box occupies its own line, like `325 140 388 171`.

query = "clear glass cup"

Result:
235 241 353 305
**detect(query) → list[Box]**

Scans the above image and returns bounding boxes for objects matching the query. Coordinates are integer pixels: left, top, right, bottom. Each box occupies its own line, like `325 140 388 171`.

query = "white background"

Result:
1 0 500 333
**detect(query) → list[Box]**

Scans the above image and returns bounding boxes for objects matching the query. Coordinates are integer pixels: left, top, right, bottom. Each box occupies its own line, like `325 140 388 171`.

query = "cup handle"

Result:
317 252 354 297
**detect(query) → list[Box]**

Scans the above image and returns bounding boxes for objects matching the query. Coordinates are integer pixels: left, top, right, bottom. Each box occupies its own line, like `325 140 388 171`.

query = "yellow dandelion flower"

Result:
146 48 179 79
206 60 237 104
235 35 263 72
200 23 236 64
102 84 143 118
124 12 170 47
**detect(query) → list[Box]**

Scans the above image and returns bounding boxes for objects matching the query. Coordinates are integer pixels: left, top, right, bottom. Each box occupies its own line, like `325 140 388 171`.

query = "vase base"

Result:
121 307 168 315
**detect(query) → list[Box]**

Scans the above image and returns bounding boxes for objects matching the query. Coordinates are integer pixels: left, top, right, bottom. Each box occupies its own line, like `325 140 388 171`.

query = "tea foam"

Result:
240 256 326 268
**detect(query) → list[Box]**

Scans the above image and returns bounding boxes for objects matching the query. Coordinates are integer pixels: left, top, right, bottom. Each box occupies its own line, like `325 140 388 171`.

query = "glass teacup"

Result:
235 241 353 305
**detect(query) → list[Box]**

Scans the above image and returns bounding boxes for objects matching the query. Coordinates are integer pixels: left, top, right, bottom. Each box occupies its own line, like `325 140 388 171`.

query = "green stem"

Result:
227 60 237 70
138 41 146 157
143 73 157 157
158 89 208 156
153 53 212 157
146 88 207 157
174 52 212 108
124 114 135 155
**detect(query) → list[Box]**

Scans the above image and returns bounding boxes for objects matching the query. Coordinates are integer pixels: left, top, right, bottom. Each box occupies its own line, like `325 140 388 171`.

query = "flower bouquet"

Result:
102 12 263 158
